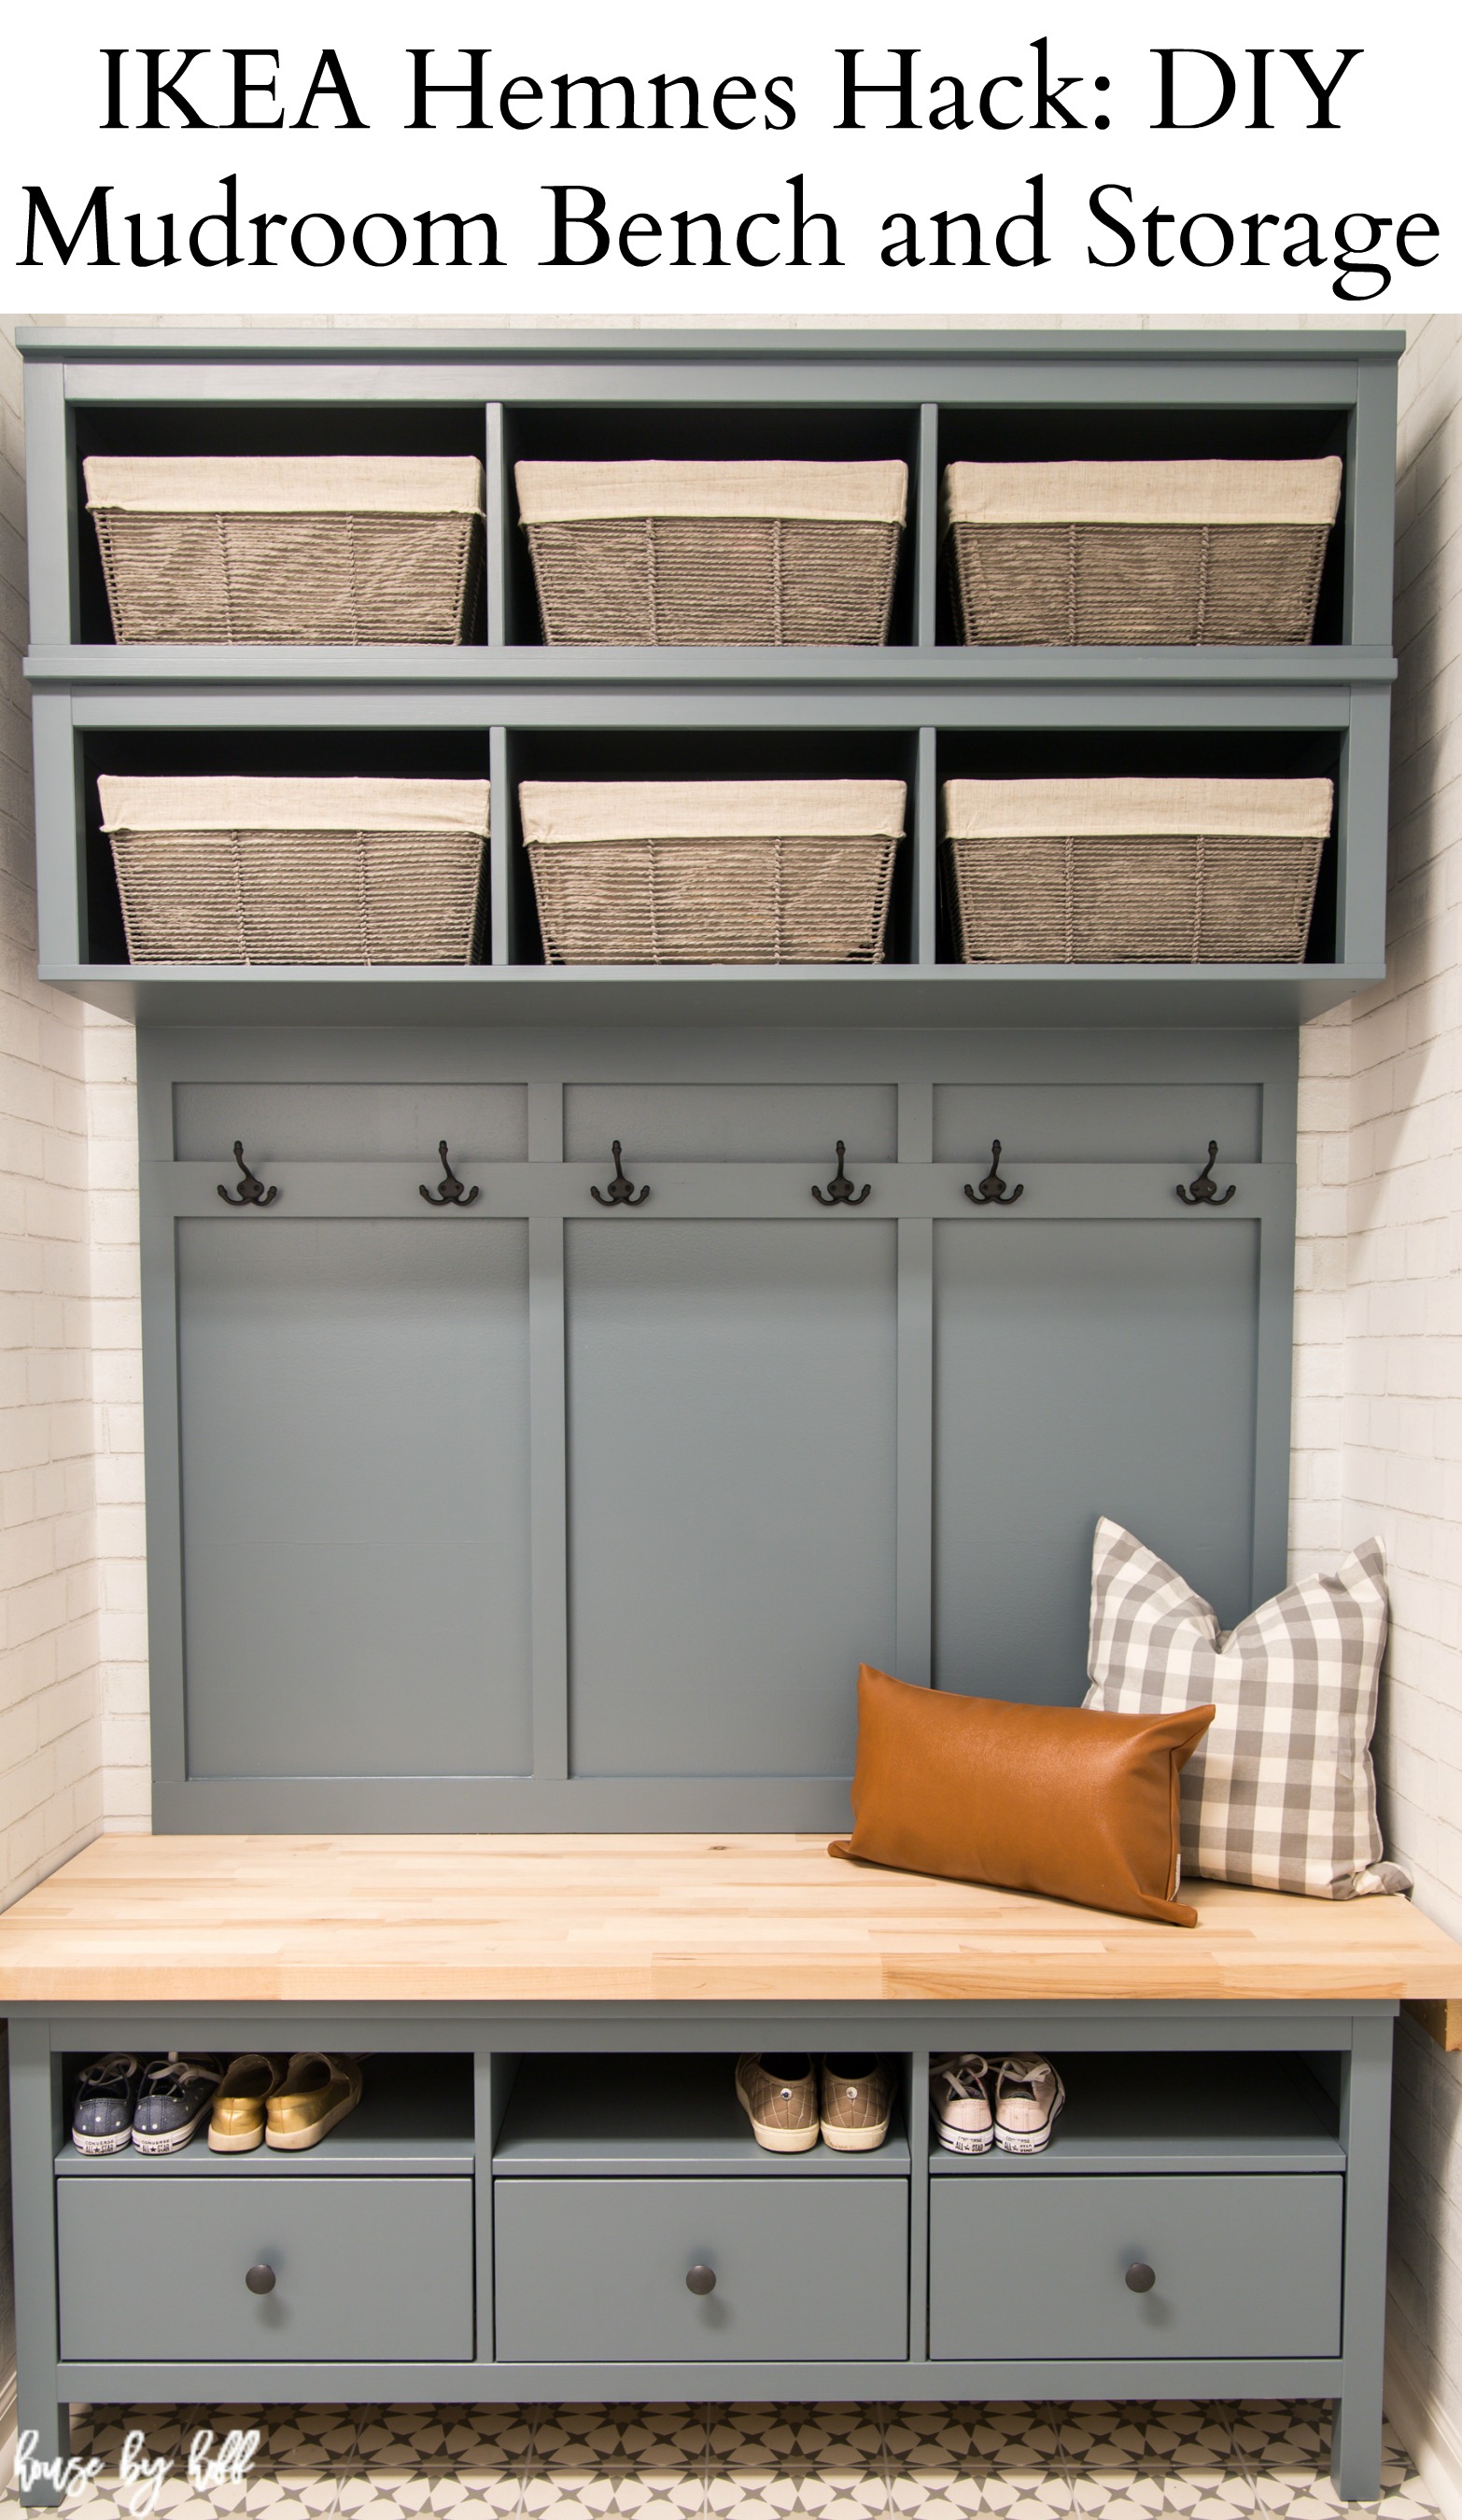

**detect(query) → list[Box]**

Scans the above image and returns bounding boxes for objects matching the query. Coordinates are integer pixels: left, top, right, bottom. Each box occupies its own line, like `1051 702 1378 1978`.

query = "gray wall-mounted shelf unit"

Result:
20 326 1399 1027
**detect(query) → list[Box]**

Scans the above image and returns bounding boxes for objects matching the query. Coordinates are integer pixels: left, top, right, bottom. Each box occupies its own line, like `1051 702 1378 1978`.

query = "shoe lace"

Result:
143 2057 218 2101
997 2053 1052 2098
77 2055 134 2098
934 2054 990 2102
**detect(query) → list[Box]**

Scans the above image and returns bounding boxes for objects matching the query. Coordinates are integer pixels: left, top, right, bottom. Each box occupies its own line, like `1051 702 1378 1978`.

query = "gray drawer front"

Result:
495 2177 907 2360
57 2177 473 2363
930 2174 1343 2360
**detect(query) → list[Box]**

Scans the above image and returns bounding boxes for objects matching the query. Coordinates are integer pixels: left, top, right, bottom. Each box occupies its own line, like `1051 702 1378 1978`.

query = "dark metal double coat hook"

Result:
420 1142 480 1207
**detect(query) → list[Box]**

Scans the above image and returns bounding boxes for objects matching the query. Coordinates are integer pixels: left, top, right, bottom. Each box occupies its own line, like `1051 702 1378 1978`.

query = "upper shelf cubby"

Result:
934 403 1352 648
502 402 921 647
69 401 492 648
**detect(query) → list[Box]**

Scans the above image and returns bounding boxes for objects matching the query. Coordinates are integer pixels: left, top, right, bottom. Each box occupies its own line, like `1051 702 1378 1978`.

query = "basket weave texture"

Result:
944 459 1343 646
942 777 1333 965
85 457 485 646
521 779 906 965
98 777 489 966
515 461 907 647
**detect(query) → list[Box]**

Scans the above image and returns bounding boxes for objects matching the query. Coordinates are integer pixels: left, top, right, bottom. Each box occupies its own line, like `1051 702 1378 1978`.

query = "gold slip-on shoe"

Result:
208 2053 288 2152
735 2051 820 2152
821 2052 894 2152
265 2052 363 2151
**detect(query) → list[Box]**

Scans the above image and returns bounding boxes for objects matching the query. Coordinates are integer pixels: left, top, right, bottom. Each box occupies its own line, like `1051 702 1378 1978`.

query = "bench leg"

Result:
1331 2011 1396 2505
1331 2387 1383 2507
11 2406 73 2510
7 2024 68 2507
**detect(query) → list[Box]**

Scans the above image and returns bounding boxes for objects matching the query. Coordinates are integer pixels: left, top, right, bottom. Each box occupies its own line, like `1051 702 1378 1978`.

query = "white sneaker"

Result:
993 2053 1065 2154
930 2052 994 2153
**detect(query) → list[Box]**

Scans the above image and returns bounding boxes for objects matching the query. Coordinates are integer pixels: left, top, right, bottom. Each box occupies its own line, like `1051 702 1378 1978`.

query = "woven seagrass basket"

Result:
98 777 489 965
521 779 907 964
944 459 1343 646
514 461 907 646
942 777 1333 964
85 457 485 644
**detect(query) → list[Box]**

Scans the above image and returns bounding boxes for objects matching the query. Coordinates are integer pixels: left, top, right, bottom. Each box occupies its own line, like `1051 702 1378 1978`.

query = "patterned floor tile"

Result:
531 2411 708 2471
520 2474 708 2516
886 2475 991 2514
704 2477 887 2518
7 2399 1441 2520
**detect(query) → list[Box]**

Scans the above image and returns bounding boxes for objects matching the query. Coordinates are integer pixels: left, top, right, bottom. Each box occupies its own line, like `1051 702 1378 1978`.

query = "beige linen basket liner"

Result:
942 777 1333 964
944 459 1343 646
85 456 485 645
98 777 490 966
515 460 907 646
521 779 907 964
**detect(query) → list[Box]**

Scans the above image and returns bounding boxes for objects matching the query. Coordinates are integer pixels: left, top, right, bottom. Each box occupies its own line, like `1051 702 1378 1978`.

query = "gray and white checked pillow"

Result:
1084 1519 1409 1900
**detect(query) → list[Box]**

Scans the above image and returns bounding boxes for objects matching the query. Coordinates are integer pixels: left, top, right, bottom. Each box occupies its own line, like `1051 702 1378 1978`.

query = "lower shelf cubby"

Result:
494 2050 909 2176
927 2050 1343 2176
55 2051 474 2177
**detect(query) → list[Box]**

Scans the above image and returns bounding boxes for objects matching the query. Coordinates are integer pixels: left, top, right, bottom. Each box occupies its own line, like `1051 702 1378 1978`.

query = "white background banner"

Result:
2 0 1457 315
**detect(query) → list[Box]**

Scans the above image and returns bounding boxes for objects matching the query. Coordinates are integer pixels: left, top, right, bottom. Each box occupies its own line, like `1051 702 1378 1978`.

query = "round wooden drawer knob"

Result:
685 2264 717 2296
246 2263 277 2295
1124 2262 1156 2294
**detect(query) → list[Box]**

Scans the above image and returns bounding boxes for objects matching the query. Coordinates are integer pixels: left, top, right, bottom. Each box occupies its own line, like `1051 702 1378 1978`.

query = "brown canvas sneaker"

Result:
820 2052 894 2151
735 2051 820 2152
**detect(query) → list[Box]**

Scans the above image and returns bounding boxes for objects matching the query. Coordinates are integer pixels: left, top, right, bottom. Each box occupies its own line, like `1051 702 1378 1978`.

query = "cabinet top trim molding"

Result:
1 1833 1457 2006
17 325 1407 369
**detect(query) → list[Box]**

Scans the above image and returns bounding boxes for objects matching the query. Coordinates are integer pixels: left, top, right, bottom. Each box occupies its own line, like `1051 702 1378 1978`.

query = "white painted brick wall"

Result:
1286 314 1462 2476
0 321 148 1892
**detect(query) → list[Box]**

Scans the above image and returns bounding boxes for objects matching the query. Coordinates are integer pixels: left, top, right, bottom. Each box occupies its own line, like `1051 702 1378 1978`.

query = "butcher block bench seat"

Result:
1 1832 1460 2005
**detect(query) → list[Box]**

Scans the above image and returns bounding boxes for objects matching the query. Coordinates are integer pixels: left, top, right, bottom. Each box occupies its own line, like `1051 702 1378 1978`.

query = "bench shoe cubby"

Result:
8 324 1422 2512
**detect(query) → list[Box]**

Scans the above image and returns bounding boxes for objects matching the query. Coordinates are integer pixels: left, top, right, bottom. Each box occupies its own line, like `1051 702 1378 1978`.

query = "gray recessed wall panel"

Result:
565 1219 897 1779
176 1218 532 1778
933 1218 1259 1701
932 1084 1262 1167
563 1083 898 1164
173 1083 528 1163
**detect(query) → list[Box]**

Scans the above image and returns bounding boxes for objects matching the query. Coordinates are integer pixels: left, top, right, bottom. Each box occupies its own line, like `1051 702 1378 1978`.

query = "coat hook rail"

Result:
218 1141 278 1208
964 1140 1024 1207
420 1141 480 1208
812 1141 871 1207
1176 1141 1237 1207
591 1141 650 1207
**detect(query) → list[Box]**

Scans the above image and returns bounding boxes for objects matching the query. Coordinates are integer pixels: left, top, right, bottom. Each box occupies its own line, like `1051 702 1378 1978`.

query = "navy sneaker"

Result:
71 2052 144 2155
132 2052 222 2154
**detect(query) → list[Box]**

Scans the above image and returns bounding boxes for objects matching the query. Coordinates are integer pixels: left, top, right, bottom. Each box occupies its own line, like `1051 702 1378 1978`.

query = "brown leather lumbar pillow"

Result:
829 1663 1216 1927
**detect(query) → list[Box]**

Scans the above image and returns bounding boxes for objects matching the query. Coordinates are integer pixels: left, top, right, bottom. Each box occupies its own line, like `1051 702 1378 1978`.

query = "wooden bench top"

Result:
1 1834 1460 2007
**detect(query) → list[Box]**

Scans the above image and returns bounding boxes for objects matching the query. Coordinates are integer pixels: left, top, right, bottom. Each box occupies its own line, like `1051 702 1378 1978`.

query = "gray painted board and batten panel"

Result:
142 1025 1296 1828
566 1217 898 1780
176 1217 532 1780
934 1217 1261 1693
